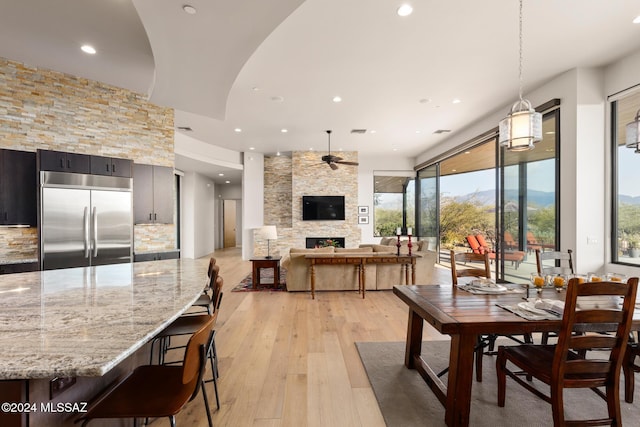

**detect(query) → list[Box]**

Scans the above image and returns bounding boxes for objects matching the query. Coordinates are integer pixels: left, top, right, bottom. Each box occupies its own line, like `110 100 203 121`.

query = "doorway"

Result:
223 200 237 248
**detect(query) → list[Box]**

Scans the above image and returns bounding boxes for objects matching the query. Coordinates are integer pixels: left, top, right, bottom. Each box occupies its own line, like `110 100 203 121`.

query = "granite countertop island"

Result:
0 258 207 380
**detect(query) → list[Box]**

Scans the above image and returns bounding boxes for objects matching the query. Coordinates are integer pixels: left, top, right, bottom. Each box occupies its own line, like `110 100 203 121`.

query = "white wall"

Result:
180 171 216 259
242 152 264 259
603 49 640 278
357 155 415 244
175 132 243 166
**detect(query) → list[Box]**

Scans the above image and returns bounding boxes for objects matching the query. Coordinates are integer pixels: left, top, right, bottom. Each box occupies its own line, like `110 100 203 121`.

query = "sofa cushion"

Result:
290 247 335 254
372 244 397 253
380 237 395 245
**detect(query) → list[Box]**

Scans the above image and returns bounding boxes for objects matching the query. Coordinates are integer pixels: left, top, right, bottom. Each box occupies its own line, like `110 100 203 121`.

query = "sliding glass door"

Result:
415 108 559 283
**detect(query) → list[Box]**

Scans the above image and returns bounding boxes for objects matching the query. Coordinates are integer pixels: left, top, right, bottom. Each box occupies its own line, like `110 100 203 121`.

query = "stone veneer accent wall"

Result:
264 156 293 228
258 151 359 257
0 228 38 262
0 57 176 261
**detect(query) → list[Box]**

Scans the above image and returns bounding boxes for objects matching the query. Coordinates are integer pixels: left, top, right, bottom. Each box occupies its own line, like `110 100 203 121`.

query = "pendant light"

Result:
625 108 640 153
499 0 542 151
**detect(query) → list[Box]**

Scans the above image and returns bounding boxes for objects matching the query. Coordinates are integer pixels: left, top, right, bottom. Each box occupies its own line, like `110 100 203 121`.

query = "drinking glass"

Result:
530 272 545 293
605 272 626 282
551 274 567 292
570 274 587 284
588 272 602 282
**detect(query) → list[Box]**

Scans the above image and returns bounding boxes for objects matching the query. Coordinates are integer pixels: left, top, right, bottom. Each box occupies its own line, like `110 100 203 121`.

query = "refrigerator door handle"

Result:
92 206 98 257
83 206 90 258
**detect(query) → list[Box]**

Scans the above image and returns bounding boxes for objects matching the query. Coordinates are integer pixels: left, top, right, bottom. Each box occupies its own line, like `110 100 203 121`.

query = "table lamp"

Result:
259 225 278 258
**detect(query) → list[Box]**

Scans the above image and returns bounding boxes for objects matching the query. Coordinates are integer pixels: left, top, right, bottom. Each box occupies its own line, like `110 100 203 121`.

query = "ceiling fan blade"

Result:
336 161 359 166
329 162 339 170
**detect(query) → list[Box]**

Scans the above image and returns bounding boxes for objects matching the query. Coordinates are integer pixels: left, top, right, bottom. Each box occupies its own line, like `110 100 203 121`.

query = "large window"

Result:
612 90 640 266
373 172 415 236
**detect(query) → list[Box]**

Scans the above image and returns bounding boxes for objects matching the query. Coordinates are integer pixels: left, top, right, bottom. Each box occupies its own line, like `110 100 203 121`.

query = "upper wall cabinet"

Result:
0 149 37 226
133 163 174 224
38 149 90 174
90 155 132 178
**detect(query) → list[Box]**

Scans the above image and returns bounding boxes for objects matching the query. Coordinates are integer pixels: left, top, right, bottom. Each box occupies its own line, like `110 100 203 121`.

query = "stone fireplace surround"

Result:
305 237 346 249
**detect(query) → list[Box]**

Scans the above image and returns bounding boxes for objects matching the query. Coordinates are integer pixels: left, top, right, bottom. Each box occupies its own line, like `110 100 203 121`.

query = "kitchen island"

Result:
0 258 208 426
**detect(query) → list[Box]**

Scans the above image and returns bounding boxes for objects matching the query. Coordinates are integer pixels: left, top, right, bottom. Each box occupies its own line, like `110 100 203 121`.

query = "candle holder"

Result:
407 234 413 256
396 234 401 257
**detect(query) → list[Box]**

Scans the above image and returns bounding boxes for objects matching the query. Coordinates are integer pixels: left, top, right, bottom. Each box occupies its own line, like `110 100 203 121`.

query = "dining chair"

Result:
190 259 219 315
535 249 574 345
496 277 638 426
623 331 640 403
535 249 573 276
449 251 531 382
78 314 217 427
451 250 491 282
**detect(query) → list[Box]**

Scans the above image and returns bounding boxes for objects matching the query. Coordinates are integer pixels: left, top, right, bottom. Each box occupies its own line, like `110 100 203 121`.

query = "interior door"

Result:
223 200 236 248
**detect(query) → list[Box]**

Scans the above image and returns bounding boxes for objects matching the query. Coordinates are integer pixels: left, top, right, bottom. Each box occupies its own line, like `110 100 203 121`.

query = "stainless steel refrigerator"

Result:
40 171 133 270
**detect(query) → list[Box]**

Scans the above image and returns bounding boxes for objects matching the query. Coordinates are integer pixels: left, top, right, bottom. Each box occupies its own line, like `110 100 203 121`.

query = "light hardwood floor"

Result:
163 248 448 427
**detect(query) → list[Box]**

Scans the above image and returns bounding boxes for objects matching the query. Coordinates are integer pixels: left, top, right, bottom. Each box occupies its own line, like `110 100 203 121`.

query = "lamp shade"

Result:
259 225 278 240
625 109 640 151
499 100 542 151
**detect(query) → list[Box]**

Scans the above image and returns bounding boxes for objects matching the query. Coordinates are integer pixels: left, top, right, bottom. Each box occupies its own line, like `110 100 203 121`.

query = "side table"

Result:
250 256 282 289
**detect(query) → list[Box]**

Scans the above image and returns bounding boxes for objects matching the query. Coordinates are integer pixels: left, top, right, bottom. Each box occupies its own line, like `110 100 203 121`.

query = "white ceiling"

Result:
2 0 640 183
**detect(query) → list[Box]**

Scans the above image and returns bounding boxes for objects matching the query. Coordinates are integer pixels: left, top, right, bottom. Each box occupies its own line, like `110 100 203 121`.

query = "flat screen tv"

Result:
302 196 345 221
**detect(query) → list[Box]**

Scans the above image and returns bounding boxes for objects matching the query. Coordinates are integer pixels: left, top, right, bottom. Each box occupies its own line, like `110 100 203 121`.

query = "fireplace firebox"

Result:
305 237 345 249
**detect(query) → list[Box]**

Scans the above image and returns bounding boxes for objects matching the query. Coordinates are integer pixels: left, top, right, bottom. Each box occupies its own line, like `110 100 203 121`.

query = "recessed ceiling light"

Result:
81 45 96 54
218 173 224 177
276 151 281 156
309 148 314 151
397 4 413 17
392 148 398 151
452 98 461 104
464 151 471 154
281 129 288 133
249 147 255 150
332 96 342 103
415 130 421 134
225 180 230 184
370 130 377 134
252 87 260 91
234 128 242 133
545 131 556 135
452 169 457 172
633 15 640 24
182 5 197 14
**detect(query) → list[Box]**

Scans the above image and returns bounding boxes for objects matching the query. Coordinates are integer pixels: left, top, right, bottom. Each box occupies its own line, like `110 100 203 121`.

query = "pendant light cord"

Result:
518 0 524 103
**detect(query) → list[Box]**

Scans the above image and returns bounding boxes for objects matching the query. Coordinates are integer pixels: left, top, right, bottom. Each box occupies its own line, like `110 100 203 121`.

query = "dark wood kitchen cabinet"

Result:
0 262 39 275
38 149 90 174
90 155 132 178
0 149 37 226
133 163 174 224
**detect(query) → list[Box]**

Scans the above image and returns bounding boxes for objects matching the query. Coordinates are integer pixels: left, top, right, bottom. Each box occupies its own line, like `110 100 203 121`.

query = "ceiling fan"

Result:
321 130 359 170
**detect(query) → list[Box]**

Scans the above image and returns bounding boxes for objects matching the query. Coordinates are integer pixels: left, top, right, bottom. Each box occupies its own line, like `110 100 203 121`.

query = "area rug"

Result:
355 340 640 427
231 268 287 292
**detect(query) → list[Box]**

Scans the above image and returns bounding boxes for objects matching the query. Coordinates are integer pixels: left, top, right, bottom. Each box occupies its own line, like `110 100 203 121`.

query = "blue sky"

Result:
440 159 556 197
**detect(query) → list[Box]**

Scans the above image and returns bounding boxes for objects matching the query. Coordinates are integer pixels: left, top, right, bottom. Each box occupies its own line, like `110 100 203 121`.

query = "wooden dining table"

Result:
393 284 640 427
